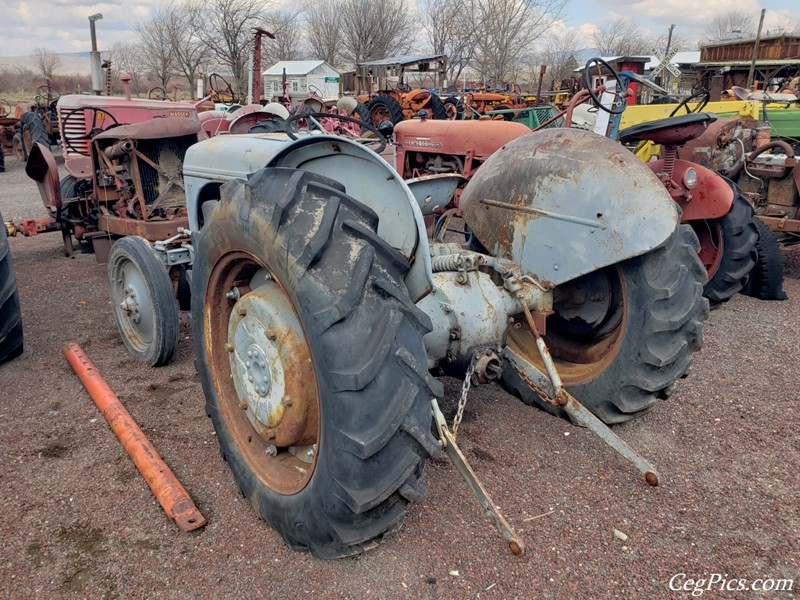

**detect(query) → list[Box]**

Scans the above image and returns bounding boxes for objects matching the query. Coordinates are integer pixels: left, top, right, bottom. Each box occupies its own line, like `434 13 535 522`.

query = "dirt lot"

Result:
1 153 798 599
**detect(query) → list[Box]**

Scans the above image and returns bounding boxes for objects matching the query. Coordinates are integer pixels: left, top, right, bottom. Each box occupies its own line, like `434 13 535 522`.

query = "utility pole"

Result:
656 24 675 87
747 9 766 89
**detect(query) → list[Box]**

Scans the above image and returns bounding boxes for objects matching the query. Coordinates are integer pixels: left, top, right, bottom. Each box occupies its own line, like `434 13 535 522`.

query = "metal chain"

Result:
452 359 476 439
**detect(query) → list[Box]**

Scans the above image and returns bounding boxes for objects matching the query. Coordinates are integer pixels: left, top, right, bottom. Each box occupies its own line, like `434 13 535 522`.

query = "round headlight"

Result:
683 168 698 190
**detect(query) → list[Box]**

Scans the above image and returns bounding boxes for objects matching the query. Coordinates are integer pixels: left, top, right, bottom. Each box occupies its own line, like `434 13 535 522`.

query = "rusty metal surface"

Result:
205 252 318 496
98 214 189 241
24 143 61 213
460 128 678 286
647 159 734 221
93 117 200 141
431 400 526 557
63 343 207 532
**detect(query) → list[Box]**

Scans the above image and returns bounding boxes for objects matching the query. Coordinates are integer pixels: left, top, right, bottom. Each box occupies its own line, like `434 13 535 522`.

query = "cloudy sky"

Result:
0 0 797 59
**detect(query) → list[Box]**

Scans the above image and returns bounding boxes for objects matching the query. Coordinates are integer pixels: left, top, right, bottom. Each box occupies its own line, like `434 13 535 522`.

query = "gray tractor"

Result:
106 125 708 558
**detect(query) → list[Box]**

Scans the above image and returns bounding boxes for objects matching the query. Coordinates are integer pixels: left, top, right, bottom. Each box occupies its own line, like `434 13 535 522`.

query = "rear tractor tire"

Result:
192 167 442 558
0 210 24 364
503 224 709 424
367 95 405 126
108 236 178 366
19 112 49 162
741 217 787 301
692 182 758 308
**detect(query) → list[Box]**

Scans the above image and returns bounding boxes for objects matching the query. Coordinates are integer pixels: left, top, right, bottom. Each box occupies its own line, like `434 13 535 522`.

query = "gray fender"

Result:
183 134 433 302
460 128 679 286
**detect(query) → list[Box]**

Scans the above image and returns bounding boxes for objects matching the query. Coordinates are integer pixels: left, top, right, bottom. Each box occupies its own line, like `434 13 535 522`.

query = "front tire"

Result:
192 167 442 558
107 236 178 366
503 225 709 424
0 210 23 364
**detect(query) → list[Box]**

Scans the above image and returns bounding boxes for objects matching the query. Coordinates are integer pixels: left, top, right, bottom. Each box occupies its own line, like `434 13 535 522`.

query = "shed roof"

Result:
357 54 446 67
263 60 336 76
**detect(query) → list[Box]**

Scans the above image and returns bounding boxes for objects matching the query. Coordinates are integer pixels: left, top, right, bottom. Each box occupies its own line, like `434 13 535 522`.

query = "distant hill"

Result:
0 52 93 76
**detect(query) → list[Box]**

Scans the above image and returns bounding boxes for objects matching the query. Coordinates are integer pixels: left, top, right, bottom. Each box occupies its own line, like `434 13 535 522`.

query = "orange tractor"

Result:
358 84 448 126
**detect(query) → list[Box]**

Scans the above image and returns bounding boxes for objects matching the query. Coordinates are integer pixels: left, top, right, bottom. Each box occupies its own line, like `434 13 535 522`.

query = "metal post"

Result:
747 9 766 89
88 13 103 95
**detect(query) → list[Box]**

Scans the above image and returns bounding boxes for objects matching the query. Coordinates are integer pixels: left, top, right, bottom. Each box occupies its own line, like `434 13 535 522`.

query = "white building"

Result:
263 61 341 105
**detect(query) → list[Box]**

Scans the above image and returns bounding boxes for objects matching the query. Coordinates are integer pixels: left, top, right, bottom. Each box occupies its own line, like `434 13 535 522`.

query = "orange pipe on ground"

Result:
63 342 207 532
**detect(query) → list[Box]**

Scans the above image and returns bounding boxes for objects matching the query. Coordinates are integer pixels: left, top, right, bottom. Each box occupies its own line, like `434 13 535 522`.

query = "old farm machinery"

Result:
101 88 708 556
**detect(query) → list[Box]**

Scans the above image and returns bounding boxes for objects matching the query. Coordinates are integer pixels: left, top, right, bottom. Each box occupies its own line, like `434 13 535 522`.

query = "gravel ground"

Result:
1 154 798 599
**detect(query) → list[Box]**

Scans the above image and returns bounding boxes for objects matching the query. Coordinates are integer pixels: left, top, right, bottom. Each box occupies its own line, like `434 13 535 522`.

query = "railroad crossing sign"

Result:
651 47 681 79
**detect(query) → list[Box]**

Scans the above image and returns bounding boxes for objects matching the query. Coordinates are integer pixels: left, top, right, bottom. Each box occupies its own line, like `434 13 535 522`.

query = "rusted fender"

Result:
460 128 678 286
648 159 734 221
25 143 61 215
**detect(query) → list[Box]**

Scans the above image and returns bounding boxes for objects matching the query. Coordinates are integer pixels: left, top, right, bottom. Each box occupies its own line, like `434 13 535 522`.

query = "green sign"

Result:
324 77 340 83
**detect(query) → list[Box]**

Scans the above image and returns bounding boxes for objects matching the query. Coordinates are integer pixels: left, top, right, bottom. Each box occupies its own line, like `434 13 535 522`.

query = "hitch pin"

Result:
518 300 660 486
432 399 526 557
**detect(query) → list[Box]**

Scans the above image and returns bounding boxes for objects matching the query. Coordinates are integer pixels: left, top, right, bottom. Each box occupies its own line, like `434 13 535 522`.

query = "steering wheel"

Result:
307 84 324 98
582 58 627 114
670 90 711 116
396 82 412 93
149 87 169 101
209 74 239 104
59 107 120 156
0 99 11 118
284 112 388 153
36 85 60 103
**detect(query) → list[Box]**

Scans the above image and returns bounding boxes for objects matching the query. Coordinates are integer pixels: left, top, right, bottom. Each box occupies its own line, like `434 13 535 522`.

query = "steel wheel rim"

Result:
111 257 155 352
693 219 724 277
508 266 627 385
206 251 320 495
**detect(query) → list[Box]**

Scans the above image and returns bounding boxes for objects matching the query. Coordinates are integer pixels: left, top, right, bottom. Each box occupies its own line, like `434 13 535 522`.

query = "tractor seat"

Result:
618 112 716 146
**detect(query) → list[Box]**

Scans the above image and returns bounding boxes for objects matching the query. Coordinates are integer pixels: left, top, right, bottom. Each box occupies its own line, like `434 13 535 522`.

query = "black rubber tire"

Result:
694 183 758 308
367 95 405 126
0 210 23 364
107 236 178 366
503 224 709 424
426 93 448 120
20 112 49 161
741 217 787 301
192 167 442 558
353 102 371 133
443 96 465 120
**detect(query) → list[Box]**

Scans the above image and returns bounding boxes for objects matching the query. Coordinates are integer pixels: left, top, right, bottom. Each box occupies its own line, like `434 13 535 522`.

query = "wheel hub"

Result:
227 278 317 448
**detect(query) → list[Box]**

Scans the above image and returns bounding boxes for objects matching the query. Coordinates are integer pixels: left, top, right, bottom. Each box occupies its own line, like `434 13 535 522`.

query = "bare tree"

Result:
306 0 342 67
32 47 61 80
338 0 417 65
420 0 475 89
193 0 268 91
528 29 579 91
136 9 177 88
472 0 569 86
106 41 146 95
703 11 757 43
162 1 211 96
592 18 650 56
264 10 304 64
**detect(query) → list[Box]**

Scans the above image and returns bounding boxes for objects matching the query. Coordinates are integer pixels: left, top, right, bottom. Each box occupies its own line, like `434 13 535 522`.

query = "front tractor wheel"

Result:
107 236 179 367
503 225 709 424
192 167 441 558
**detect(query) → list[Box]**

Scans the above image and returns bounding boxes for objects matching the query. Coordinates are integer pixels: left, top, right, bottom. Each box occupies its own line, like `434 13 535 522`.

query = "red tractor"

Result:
11 76 203 265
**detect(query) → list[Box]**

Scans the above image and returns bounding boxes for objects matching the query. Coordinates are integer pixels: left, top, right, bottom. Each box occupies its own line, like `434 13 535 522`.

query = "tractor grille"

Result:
60 110 89 157
137 136 195 206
